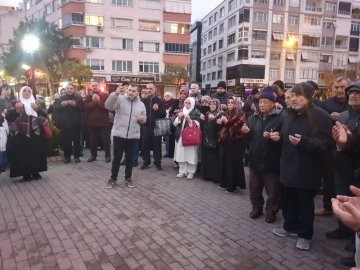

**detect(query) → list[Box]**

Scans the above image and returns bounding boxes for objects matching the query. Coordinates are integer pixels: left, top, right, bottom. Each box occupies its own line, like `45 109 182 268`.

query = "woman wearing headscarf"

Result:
217 96 246 193
6 86 47 181
199 95 211 114
200 99 223 182
173 97 201 179
164 92 176 158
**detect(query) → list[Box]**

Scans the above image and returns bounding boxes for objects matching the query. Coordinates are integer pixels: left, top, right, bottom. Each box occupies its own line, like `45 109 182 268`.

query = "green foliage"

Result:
2 19 69 94
38 100 46 110
161 64 188 88
59 60 93 87
45 117 61 157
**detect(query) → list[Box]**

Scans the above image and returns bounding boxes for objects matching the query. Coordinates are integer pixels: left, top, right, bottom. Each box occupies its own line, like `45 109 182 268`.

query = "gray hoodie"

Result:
105 93 146 139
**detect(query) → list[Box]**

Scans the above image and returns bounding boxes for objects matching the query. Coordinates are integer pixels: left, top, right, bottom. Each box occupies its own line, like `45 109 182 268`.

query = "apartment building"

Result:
24 0 191 95
200 0 360 96
190 21 202 84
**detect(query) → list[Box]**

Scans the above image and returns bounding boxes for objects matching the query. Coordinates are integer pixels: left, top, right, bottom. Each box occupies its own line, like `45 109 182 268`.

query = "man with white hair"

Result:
189 83 202 104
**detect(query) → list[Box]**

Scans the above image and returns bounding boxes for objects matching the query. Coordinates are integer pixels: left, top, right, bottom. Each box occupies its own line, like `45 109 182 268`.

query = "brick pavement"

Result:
0 149 351 270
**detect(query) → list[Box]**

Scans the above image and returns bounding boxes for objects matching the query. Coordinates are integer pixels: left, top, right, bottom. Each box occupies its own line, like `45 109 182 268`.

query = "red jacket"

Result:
84 92 109 127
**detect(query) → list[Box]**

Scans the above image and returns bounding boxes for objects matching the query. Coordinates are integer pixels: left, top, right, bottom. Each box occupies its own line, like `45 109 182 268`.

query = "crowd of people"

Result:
1 77 360 267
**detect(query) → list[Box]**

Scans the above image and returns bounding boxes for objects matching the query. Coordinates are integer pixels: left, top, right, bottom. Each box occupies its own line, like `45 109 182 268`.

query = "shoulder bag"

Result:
181 120 202 146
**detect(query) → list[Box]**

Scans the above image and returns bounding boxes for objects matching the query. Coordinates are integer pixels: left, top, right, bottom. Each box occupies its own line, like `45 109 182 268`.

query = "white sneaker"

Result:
187 173 194 180
177 173 186 178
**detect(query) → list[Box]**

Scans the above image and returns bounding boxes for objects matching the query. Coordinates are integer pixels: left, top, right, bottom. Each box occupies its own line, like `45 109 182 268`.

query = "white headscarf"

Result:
164 92 173 99
19 86 38 117
182 97 195 116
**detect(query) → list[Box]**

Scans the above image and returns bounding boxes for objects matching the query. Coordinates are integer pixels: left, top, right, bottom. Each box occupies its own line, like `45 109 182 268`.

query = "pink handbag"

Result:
181 121 202 146
43 123 52 139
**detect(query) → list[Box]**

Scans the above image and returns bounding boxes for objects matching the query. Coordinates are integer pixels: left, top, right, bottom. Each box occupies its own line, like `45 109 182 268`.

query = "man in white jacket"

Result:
104 84 146 189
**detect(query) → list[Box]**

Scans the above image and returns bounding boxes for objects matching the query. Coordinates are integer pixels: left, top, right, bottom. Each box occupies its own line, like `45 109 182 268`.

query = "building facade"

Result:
200 0 360 96
190 21 202 85
24 0 191 96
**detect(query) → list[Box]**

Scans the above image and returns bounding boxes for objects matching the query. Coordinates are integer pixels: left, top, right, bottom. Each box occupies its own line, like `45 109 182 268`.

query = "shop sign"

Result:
82 77 106 83
285 83 296 88
227 79 236 86
240 78 265 84
111 76 155 83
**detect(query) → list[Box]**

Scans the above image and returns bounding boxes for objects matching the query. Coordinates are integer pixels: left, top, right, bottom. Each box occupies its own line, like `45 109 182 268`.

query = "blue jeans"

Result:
0 151 7 165
164 135 170 156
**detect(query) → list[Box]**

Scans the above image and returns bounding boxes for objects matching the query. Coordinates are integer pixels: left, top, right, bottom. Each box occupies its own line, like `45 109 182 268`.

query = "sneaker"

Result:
218 185 227 190
87 156 96 162
296 238 311 251
325 228 354 240
273 228 297 237
155 164 163 170
177 173 186 178
187 173 194 180
141 163 151 170
315 208 333 216
226 188 238 194
105 179 116 189
125 178 135 188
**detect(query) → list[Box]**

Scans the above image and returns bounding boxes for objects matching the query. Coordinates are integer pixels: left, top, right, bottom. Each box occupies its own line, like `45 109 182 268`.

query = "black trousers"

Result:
321 153 336 211
111 137 138 180
89 126 110 157
141 126 162 166
283 187 318 240
62 128 81 159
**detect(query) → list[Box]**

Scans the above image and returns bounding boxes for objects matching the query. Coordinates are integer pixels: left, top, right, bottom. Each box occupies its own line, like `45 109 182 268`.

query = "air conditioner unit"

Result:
85 47 92 52
97 25 103 31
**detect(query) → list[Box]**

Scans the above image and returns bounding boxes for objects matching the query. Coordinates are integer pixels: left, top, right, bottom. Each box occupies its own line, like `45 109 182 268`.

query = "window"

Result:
228 15 236 28
165 43 189 54
304 16 321 26
112 0 132 6
321 37 334 46
139 42 160 52
220 7 225 17
251 50 266 59
63 13 84 26
140 20 160 31
201 62 206 70
350 37 359 52
320 54 332 63
202 75 205 81
269 68 279 78
111 38 133 50
112 61 132 72
208 31 212 40
164 22 189 34
207 73 211 81
217 70 223 80
213 27 217 37
286 53 296 60
208 45 212 54
45 3 53 15
300 69 317 79
273 14 283 24
212 58 216 66
85 15 104 26
218 56 223 66
239 8 250 23
219 23 224 34
227 51 235 61
254 0 268 3
86 59 105 71
289 0 300 7
238 45 249 60
86 0 104 3
285 69 295 78
323 21 335 29
111 18 132 28
273 0 283 6
207 60 211 68
209 16 213 25
325 2 336 11
288 16 299 25
302 37 320 47
212 72 216 80
351 22 360 35
253 30 266 41
140 0 161 9
253 12 268 23
227 33 235 45
338 1 351 15
165 0 191 14
219 39 224 49
139 62 159 73
69 36 83 47
301 51 319 62
214 13 218 22
239 27 249 42
229 0 236 11
270 52 280 60
213 42 217 51
203 48 206 56
85 37 104 48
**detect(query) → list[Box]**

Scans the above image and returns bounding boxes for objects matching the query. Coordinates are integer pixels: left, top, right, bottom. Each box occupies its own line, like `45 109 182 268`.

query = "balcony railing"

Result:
63 21 85 28
349 47 359 52
338 10 351 15
305 6 322 12
352 14 360 20
335 44 348 49
351 30 360 36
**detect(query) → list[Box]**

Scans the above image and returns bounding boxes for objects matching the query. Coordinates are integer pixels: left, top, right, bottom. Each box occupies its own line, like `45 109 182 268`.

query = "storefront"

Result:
284 83 295 89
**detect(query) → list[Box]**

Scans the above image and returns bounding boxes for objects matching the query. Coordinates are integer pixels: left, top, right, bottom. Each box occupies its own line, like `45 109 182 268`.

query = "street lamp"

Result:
21 34 40 97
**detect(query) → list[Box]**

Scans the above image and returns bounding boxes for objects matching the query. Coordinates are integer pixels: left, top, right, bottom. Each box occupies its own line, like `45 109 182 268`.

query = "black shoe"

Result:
249 209 263 219
141 163 151 170
64 158 71 164
345 241 356 253
120 159 126 165
23 175 32 181
163 154 169 158
218 185 227 190
87 156 96 162
79 153 84 157
105 156 111 163
75 158 81 163
340 256 356 267
226 188 238 194
32 173 42 180
325 228 354 240
1 164 6 172
265 213 277 223
155 164 163 171
133 160 138 167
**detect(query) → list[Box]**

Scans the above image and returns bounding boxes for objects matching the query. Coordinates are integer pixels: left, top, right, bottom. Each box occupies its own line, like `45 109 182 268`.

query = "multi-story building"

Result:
24 0 191 96
200 0 360 96
190 21 202 85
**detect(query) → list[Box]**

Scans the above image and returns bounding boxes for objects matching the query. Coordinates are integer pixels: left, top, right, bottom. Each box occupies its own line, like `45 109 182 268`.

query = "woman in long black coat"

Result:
6 86 47 181
201 99 222 182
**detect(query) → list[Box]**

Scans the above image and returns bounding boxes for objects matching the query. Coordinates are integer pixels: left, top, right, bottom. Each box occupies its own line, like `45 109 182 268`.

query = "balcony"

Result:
335 38 348 50
302 36 320 48
305 1 322 12
338 10 351 16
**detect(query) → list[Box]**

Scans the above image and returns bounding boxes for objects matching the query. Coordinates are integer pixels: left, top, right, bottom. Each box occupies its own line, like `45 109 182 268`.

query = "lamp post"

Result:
21 34 40 98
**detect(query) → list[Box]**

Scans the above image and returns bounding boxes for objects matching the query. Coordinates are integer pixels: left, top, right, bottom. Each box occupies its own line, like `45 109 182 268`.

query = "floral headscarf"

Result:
178 86 189 110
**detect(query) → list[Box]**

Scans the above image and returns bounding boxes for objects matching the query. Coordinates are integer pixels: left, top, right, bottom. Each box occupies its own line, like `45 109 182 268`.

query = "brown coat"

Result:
84 92 109 127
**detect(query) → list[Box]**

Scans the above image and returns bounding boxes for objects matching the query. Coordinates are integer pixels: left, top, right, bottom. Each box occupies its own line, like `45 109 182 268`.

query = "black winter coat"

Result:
279 105 333 189
54 94 84 129
142 96 166 129
242 97 259 118
322 97 348 115
211 91 232 105
245 108 284 174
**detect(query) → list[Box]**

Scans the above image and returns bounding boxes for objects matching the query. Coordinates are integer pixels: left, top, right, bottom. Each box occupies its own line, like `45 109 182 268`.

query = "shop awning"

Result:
301 52 308 60
287 54 295 60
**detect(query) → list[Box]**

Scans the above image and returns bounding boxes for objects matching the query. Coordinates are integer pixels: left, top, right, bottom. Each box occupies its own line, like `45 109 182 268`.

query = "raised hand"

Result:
241 123 250 134
289 134 301 145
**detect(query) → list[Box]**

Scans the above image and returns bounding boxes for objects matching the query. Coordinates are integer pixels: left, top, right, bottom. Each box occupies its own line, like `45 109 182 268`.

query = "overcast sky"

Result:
192 0 222 22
